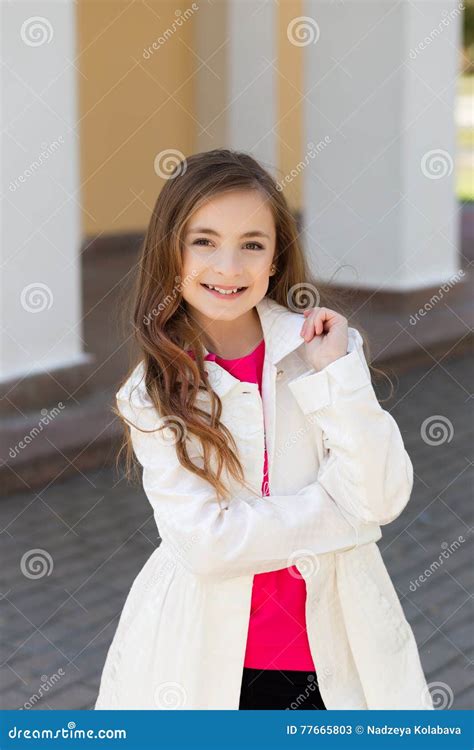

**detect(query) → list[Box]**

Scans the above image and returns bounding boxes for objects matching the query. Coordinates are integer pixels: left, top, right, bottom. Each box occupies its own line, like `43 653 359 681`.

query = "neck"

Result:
192 306 264 359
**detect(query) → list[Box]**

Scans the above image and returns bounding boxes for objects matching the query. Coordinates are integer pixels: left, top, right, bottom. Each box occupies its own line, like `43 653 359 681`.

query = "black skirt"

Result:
238 667 327 710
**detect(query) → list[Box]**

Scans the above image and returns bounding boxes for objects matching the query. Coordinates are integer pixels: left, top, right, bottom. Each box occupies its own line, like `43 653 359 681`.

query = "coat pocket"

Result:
341 543 412 655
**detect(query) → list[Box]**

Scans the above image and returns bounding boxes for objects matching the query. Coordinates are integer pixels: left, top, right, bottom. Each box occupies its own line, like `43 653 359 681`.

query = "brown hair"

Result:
115 148 393 501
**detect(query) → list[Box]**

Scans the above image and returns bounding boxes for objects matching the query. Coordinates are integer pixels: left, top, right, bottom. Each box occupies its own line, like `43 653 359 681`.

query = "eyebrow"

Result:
186 227 271 240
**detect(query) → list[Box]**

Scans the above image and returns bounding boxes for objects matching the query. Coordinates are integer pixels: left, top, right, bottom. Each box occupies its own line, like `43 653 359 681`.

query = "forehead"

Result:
186 189 275 236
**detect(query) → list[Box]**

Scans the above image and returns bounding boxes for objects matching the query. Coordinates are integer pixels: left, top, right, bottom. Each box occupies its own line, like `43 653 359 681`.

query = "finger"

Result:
307 309 327 338
303 324 314 342
300 312 312 338
315 310 326 335
302 312 318 341
301 307 327 339
315 308 342 336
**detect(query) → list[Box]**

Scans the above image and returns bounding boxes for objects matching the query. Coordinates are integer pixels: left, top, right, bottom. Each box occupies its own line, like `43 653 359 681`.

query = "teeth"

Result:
204 284 243 295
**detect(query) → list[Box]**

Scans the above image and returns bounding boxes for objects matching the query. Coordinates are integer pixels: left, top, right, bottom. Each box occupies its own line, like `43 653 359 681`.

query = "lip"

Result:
200 283 248 299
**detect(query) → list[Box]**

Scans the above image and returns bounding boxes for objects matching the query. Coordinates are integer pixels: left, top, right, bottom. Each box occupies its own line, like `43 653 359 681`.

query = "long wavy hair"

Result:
115 148 393 502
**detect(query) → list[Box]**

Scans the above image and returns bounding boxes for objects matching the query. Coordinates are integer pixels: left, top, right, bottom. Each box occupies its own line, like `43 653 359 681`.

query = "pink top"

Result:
196 338 315 671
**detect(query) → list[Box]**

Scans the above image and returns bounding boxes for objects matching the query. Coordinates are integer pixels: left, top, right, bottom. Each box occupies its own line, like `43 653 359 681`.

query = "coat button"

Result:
276 369 284 379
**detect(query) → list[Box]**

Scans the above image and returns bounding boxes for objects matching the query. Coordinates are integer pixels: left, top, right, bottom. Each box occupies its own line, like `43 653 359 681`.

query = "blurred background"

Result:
0 0 472 711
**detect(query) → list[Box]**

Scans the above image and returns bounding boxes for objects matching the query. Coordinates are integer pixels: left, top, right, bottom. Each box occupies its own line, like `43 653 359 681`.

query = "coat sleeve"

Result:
287 327 414 526
116 390 381 581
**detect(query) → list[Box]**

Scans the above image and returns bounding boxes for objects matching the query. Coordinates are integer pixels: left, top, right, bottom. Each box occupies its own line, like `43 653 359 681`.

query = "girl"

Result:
95 149 433 711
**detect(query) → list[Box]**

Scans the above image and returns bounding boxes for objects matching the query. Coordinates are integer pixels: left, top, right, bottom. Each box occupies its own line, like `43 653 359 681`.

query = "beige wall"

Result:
77 0 303 236
278 0 303 213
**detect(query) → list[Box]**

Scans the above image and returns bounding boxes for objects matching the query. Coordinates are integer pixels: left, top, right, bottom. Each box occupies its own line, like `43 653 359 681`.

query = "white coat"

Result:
94 295 433 710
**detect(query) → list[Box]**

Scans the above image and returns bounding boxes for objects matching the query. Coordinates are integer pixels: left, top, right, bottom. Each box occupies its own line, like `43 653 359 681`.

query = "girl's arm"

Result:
117 390 382 581
288 327 414 527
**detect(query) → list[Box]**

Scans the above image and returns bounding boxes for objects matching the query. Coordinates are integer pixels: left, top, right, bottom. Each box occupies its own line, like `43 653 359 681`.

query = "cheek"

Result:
181 246 194 271
250 256 273 284
181 246 207 278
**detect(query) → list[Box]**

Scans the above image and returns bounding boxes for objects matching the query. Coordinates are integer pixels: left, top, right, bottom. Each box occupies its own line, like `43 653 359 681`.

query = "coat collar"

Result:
120 297 307 406
257 295 307 365
202 296 306 399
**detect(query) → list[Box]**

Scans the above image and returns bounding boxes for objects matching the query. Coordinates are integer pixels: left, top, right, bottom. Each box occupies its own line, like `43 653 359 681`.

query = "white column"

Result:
0 0 88 381
194 0 278 170
195 0 278 167
227 0 277 168
301 0 464 291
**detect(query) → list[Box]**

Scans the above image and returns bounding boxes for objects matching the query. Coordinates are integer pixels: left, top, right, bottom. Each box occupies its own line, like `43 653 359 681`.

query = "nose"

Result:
210 247 244 277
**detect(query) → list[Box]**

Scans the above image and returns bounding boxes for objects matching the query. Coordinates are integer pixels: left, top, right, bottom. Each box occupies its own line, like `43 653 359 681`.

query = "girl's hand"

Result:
299 307 348 372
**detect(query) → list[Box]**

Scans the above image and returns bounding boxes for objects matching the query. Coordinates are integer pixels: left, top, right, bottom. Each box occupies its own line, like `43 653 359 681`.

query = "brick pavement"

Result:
0 351 472 710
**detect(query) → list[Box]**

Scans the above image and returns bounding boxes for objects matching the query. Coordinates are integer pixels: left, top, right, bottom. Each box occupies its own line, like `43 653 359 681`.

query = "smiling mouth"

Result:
200 283 248 296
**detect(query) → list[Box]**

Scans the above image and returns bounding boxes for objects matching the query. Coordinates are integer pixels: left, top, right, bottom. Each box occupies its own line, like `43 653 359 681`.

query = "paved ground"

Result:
0 350 472 711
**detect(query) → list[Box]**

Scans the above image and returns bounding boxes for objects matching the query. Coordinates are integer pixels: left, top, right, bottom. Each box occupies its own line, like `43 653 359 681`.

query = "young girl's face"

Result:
180 189 276 323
